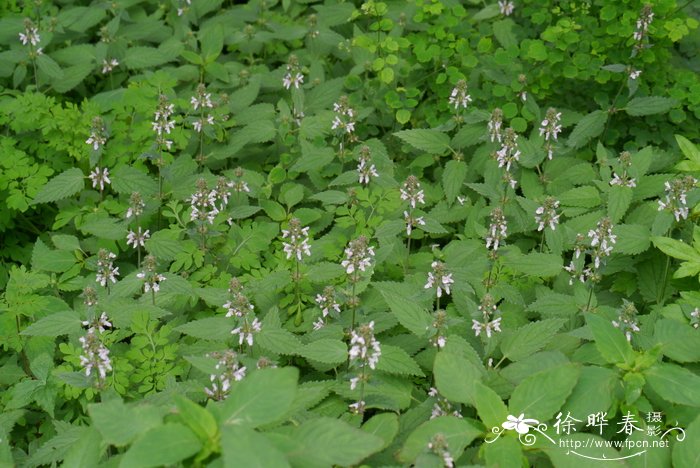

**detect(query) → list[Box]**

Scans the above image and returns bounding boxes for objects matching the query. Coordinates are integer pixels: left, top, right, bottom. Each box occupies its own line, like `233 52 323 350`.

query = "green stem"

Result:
657 228 673 305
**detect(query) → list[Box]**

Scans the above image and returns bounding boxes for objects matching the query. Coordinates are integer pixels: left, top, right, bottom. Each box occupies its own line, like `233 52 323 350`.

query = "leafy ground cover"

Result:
1 0 700 466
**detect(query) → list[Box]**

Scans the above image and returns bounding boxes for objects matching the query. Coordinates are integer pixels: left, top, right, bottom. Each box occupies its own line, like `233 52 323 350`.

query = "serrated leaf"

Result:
111 166 158 196
32 168 84 205
646 363 700 407
567 110 606 149
36 54 63 79
509 364 580 421
434 352 480 406
221 426 290 468
32 239 75 273
124 46 171 69
655 319 700 363
442 160 467 203
587 313 634 366
21 311 81 336
651 236 700 262
394 129 451 154
377 288 431 337
399 416 480 464
503 252 563 278
362 413 399 451
625 97 676 116
299 339 347 364
376 344 424 376
558 186 601 208
607 185 633 222
672 414 700 467
174 317 231 341
613 224 650 255
500 318 566 361
120 423 201 468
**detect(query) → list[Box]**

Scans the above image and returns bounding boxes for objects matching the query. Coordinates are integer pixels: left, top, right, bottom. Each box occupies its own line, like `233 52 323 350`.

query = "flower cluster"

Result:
101 58 119 74
448 79 472 110
282 55 304 90
152 94 176 150
189 178 220 225
357 145 379 185
610 151 636 188
612 300 640 342
534 197 561 232
348 321 381 413
223 278 255 318
487 108 503 143
82 312 112 335
428 387 462 419
136 255 166 294
428 309 449 349
425 261 454 298
564 218 617 285
496 128 520 173
331 95 356 135
427 433 455 468
191 83 216 133
230 167 252 194
204 350 246 400
126 226 150 249
658 176 697 222
539 108 562 160
400 176 426 209
86 117 107 151
79 308 112 384
485 207 508 251
89 167 111 191
19 19 41 50
282 218 312 261
690 308 699 329
95 249 119 287
472 294 502 339
587 217 617 269
404 211 425 236
232 317 262 347
629 69 642 80
313 286 341 330
341 235 375 275
633 5 654 42
126 192 145 220
498 1 515 16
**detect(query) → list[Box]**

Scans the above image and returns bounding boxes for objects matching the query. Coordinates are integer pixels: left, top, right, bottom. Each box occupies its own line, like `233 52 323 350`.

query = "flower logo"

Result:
502 414 539 434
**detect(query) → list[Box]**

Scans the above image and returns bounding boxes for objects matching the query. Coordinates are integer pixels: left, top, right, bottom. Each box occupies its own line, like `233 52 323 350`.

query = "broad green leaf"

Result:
111 166 158 196
378 288 432 337
200 24 224 62
221 425 290 468
442 160 467 203
144 229 182 262
484 436 523 468
287 417 384 466
672 414 700 467
31 239 75 273
220 367 298 427
124 46 171 69
538 433 626 467
79 214 127 240
586 313 634 366
21 311 81 336
256 327 303 355
625 97 676 116
558 186 601 208
394 129 451 154
174 396 218 442
53 63 93 93
61 427 102 468
398 416 481 464
675 134 700 172
434 351 480 406
119 423 201 468
500 318 566 361
607 185 633 223
299 339 347 364
651 236 700 262
362 413 399 451
509 364 580 421
292 140 335 173
88 399 164 447
563 366 617 419
654 318 700 362
376 344 424 376
613 224 650 255
567 110 606 149
503 252 563 278
36 54 63 79
52 234 80 251
474 381 509 429
31 168 84 205
645 363 700 407
174 317 232 341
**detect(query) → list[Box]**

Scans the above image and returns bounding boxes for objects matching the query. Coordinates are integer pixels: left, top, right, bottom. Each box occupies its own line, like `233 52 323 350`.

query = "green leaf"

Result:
651 236 700 262
79 214 127 240
88 399 163 447
61 427 102 468
220 367 298 427
52 234 80 251
398 416 481 464
256 327 303 355
282 417 384 466
607 185 633 223
221 425 290 468
292 140 335 173
434 351 480 406
53 63 93 93
31 239 76 273
394 129 451 154
21 311 81 336
503 252 563 278
675 134 700 167
119 423 202 468
614 224 650 255
111 166 158 196
124 46 171 69
31 168 84 205
376 344 424 376
484 436 523 468
566 110 606 149
673 414 700 467
377 287 432 337
473 381 509 429
144 229 182 262
508 364 580 421
174 396 218 442
362 413 399 451
645 363 700 407
564 366 617 420
558 186 601 208
200 24 224 62
36 54 63 79
500 318 566 361
586 313 634 366
625 97 676 116
174 317 231 341
655 319 700 363
299 339 347 364
442 160 467 203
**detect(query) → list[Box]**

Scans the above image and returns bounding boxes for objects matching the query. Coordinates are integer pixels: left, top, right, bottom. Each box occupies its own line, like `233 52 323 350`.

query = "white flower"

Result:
424 261 454 298
341 236 375 275
349 321 381 370
282 219 312 261
232 317 262 347
400 176 426 208
89 167 111 191
126 227 150 249
283 72 304 89
498 0 515 16
448 80 472 110
19 26 40 46
79 328 112 380
629 69 642 80
502 414 539 434
471 317 502 338
101 58 119 74
485 208 508 251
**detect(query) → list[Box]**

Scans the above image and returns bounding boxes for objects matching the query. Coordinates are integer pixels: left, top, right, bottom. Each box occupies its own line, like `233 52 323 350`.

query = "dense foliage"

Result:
1 0 700 466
